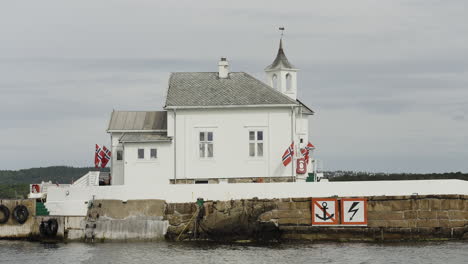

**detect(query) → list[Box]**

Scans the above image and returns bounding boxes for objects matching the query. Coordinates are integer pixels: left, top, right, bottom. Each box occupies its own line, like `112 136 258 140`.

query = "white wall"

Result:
166 110 174 137
174 108 299 180
265 70 298 100
123 142 173 186
45 180 468 216
110 107 308 184
300 113 312 174
110 133 124 185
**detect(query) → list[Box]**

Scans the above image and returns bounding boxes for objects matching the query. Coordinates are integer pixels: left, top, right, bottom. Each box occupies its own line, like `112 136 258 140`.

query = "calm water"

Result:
1 241 467 264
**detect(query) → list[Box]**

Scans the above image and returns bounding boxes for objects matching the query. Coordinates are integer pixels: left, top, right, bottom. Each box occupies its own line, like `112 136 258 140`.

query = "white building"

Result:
107 39 314 186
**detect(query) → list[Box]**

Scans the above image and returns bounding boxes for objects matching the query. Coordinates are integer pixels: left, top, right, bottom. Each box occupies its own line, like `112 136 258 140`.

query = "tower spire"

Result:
279 27 285 50
264 28 299 100
265 30 295 71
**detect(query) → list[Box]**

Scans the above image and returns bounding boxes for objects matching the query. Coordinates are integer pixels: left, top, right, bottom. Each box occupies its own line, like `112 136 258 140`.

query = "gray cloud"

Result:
0 0 467 172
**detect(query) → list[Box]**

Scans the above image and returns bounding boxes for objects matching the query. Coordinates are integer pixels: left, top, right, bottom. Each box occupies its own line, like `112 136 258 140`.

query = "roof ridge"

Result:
241 72 298 105
165 71 299 107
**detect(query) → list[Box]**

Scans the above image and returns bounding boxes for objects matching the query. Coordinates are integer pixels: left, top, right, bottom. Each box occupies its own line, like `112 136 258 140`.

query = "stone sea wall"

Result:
165 195 468 241
2 195 468 242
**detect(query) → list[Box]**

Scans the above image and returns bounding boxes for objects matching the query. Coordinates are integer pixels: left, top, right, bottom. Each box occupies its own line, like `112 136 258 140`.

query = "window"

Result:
249 131 264 157
150 148 157 159
199 131 213 158
272 74 278 89
116 150 123 161
286 73 292 91
137 149 144 159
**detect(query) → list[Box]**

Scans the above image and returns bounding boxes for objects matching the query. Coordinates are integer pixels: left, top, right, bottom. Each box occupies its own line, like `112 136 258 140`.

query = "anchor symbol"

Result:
315 202 335 221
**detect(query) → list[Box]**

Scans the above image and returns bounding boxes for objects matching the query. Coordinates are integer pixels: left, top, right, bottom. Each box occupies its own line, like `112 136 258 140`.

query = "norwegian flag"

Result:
282 142 295 166
305 142 315 151
301 142 316 163
100 146 112 168
300 148 309 163
95 144 102 168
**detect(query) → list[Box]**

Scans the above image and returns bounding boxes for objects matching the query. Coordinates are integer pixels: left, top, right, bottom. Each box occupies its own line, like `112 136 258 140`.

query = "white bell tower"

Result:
265 38 298 100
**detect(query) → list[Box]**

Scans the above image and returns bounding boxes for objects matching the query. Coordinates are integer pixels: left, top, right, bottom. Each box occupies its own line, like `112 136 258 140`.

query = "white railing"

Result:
72 171 100 187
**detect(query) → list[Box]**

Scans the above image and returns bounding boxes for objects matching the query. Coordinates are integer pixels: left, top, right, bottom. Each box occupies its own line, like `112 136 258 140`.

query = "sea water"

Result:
0 240 467 264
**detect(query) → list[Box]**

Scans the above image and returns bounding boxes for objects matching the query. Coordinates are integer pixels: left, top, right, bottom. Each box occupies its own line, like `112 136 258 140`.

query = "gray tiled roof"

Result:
165 72 298 107
119 133 171 143
264 39 296 71
107 111 167 131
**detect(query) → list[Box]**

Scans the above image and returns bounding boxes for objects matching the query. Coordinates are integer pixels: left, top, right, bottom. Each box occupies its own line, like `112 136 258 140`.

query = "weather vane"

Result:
279 27 285 39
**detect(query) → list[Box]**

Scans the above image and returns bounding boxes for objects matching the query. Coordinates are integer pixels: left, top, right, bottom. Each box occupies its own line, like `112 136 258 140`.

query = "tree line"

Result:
0 166 109 199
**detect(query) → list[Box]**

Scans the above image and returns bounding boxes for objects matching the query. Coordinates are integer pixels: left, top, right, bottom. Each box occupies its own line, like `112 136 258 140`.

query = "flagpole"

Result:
291 106 295 181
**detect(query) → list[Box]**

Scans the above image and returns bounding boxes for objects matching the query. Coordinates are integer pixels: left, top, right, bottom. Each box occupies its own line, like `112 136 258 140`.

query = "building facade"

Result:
107 40 314 186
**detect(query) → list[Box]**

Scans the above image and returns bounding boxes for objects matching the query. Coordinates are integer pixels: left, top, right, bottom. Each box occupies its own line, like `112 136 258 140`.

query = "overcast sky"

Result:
1 0 467 172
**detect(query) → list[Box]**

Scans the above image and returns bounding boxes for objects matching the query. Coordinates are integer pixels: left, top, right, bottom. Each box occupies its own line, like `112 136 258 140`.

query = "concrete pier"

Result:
0 199 36 239
84 199 168 241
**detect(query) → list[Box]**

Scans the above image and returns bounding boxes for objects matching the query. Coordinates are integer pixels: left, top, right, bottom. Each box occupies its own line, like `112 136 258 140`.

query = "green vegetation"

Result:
0 166 104 184
0 166 109 199
0 184 30 199
329 172 468 181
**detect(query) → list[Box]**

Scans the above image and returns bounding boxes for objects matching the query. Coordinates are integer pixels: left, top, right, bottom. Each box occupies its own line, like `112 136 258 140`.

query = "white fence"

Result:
45 179 468 216
72 171 100 187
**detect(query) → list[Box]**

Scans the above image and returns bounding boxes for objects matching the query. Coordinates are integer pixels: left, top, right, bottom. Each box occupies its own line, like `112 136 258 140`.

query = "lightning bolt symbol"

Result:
348 202 360 220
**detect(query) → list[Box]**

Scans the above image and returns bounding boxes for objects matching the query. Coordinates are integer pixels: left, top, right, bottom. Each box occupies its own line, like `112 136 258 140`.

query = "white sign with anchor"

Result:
311 198 339 225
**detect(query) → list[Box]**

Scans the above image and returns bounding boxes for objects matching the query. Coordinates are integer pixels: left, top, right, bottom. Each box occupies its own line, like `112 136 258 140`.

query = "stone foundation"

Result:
165 195 468 242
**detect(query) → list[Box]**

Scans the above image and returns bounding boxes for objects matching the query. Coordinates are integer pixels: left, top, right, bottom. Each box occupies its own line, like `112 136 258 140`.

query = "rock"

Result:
165 199 279 242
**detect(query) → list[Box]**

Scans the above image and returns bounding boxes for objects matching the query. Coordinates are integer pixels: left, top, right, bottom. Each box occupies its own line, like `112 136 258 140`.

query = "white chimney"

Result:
218 57 229 78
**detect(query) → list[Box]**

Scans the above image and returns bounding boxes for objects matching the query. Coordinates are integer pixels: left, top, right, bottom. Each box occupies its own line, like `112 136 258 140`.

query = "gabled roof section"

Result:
164 72 298 108
297 99 314 115
119 133 171 143
264 39 296 71
107 111 167 132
